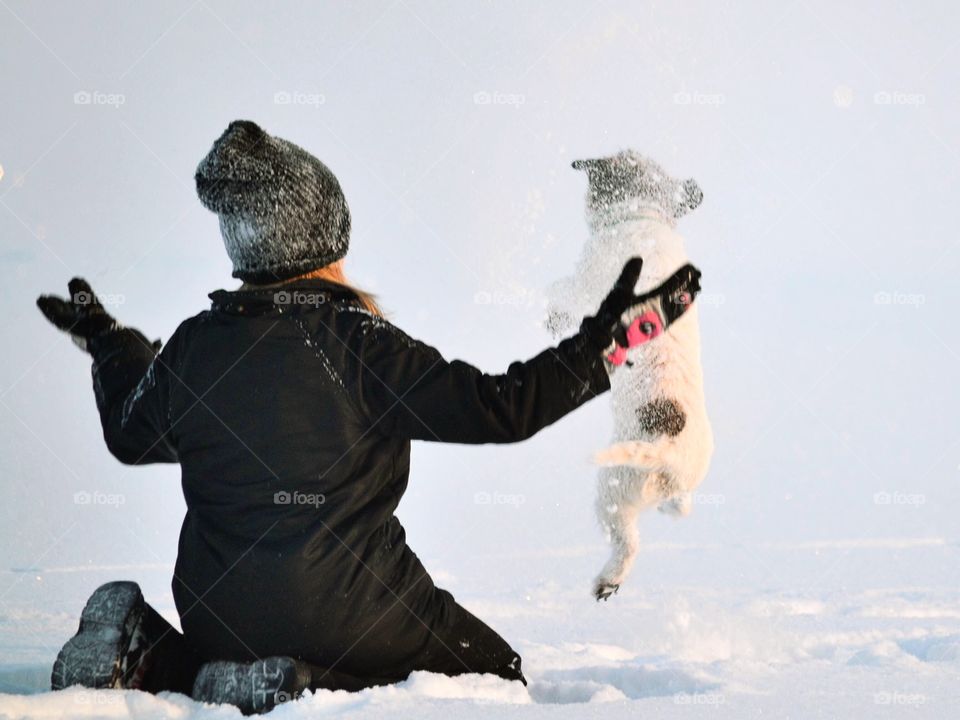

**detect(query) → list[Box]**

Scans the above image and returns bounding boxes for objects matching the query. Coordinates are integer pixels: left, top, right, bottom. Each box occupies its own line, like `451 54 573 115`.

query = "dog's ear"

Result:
572 158 600 171
675 178 703 218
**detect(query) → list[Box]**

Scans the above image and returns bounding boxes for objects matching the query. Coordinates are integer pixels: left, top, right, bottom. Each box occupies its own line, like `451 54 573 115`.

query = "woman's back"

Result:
164 281 427 670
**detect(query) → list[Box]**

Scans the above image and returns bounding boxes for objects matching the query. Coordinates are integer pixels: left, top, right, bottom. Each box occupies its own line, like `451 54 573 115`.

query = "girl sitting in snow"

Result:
37 120 700 714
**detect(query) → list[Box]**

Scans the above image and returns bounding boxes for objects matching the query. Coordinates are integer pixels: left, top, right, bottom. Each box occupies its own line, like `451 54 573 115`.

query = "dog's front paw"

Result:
545 308 574 338
593 580 620 602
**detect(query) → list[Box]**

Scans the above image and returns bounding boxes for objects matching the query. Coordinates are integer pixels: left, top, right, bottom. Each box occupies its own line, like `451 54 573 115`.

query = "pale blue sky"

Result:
1 1 957 601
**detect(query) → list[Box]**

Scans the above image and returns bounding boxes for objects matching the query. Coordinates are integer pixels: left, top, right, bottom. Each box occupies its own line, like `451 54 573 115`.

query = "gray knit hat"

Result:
195 120 350 284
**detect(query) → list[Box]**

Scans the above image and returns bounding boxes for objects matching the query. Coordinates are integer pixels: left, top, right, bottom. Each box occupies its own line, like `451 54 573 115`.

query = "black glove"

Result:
36 278 160 355
580 257 702 366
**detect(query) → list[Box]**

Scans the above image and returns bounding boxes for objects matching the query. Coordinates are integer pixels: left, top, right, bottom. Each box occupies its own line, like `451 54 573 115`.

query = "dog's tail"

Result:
593 440 665 469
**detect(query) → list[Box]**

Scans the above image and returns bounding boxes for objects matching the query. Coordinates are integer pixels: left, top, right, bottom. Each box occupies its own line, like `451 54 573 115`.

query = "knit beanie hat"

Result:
195 120 350 284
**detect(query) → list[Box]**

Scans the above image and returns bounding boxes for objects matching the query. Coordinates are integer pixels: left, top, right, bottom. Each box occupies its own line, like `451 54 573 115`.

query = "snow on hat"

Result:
195 120 350 284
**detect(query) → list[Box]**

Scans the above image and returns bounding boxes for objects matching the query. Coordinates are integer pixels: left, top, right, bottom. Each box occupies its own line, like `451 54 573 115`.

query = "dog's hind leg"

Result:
593 466 645 601
658 491 693 517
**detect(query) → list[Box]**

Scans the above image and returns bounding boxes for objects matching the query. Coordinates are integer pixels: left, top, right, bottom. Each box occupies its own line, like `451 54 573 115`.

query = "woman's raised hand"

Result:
580 257 702 366
36 278 132 353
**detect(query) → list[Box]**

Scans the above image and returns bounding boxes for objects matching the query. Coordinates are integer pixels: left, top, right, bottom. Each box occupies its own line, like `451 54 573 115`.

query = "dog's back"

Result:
601 215 713 500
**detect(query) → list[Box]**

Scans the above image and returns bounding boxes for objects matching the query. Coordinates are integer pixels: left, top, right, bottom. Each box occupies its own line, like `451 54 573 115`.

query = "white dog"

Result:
545 151 714 600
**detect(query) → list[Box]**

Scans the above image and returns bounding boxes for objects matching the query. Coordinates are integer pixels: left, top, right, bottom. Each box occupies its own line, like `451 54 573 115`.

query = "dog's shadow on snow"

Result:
529 664 719 704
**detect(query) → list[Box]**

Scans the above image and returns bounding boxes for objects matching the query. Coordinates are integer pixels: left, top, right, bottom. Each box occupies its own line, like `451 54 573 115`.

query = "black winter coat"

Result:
90 278 611 679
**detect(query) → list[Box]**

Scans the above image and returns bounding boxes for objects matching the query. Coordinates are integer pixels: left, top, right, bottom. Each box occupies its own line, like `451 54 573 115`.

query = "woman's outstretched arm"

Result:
37 278 178 465
347 317 612 444
342 258 701 444
90 330 178 465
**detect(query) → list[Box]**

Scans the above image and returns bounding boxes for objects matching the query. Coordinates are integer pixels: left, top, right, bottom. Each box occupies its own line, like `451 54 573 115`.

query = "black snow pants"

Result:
143 586 522 694
301 589 525 691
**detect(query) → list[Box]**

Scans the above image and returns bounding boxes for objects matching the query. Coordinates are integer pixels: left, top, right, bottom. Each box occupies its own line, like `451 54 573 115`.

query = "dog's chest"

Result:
583 217 688 292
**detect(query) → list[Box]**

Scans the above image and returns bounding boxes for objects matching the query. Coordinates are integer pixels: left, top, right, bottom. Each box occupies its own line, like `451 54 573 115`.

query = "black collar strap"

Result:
208 278 361 316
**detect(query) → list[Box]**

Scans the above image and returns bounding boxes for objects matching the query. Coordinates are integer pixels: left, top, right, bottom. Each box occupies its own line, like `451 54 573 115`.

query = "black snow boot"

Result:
51 580 200 694
191 656 312 715
52 581 151 690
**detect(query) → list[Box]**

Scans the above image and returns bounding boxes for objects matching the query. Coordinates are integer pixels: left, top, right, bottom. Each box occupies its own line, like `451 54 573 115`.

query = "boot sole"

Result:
192 656 311 715
51 581 148 690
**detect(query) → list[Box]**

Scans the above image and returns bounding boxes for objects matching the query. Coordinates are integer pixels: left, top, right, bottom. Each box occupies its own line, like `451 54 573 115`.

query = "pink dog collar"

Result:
605 310 664 366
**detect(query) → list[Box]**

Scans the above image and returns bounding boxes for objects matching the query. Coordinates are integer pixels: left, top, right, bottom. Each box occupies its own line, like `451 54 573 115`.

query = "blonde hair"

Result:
241 260 385 317
270 260 385 317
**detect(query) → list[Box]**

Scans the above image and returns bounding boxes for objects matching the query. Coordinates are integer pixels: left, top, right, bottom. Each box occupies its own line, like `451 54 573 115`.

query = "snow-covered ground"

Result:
3 538 958 718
